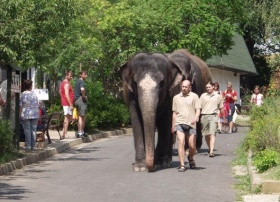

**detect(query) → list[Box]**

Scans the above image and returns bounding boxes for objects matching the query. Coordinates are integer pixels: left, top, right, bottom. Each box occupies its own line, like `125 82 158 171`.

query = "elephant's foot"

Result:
155 156 172 169
133 161 147 172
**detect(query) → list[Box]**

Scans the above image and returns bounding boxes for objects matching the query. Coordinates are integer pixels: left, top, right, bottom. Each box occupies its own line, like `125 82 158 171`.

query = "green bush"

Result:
243 96 280 173
247 97 280 153
47 79 130 131
86 80 130 130
253 149 280 173
0 119 16 156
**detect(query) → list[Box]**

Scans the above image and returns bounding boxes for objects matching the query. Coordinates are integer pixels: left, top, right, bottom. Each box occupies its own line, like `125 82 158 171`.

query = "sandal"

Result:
209 153 215 157
178 165 186 172
187 156 196 169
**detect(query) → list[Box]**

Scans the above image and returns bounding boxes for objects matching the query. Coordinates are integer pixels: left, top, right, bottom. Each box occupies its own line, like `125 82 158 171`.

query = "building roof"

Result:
206 33 257 75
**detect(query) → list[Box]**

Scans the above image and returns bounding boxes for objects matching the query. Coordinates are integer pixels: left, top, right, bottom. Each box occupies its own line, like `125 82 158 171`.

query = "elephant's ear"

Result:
119 62 133 92
169 61 184 90
167 50 194 90
168 51 191 77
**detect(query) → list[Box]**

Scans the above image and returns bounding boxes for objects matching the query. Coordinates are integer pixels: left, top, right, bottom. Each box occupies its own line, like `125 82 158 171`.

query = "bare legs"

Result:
62 114 72 139
205 134 215 155
78 115 86 134
229 121 233 133
177 131 196 166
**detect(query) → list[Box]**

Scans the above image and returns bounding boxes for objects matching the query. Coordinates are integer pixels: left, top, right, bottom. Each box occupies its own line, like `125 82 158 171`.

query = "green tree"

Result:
95 0 246 92
0 0 77 69
241 0 280 90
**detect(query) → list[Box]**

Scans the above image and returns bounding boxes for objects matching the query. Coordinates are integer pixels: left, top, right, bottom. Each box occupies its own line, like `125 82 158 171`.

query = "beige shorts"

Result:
201 114 217 135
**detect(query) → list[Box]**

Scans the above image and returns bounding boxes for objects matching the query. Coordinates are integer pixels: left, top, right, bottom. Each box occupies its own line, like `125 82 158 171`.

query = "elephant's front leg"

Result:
129 103 146 172
155 108 173 169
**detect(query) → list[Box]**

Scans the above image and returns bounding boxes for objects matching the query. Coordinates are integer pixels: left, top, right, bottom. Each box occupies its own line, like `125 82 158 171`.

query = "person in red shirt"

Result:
222 82 237 133
219 102 231 133
60 70 74 139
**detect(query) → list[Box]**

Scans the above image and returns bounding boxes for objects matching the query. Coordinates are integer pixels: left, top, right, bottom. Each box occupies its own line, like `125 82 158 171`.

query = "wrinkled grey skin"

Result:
120 50 212 172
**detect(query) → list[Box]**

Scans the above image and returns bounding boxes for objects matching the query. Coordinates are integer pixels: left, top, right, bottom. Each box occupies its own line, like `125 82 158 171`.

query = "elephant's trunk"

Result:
139 93 157 172
138 74 160 172
143 112 156 172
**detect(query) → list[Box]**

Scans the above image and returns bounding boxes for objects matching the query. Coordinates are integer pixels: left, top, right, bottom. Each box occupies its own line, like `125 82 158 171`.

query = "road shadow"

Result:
171 161 206 171
0 182 31 200
48 145 111 162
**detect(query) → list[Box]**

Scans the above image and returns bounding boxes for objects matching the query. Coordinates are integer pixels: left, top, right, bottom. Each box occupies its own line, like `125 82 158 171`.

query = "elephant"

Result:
119 49 212 172
167 49 212 149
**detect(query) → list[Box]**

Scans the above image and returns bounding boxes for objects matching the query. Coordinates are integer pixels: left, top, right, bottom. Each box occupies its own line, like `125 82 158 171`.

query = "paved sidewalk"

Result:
0 128 132 175
244 194 280 202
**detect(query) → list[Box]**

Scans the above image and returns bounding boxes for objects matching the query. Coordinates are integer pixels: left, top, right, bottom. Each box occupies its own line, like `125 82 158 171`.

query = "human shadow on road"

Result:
171 161 206 170
48 146 111 162
0 182 31 200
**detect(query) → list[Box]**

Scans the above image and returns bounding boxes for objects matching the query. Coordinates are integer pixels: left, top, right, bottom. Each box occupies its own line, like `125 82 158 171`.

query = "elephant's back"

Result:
190 55 212 82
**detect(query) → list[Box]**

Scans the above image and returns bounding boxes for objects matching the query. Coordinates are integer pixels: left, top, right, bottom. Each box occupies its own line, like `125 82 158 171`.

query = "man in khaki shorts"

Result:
172 80 201 172
200 81 224 157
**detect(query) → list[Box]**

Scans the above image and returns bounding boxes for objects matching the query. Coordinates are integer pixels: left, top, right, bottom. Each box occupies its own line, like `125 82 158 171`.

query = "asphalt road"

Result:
0 128 248 202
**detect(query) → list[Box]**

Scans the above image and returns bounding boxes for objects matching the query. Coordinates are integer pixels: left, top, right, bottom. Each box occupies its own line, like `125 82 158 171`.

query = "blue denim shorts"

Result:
175 124 196 135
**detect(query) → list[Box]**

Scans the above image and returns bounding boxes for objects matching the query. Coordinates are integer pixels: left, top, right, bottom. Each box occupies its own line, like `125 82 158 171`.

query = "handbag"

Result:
72 107 79 121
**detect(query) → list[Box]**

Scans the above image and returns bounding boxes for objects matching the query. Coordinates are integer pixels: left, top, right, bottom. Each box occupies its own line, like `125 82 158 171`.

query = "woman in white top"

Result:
250 85 264 106
213 82 223 96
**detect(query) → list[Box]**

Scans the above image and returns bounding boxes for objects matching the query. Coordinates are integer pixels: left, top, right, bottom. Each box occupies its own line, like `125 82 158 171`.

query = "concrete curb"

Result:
247 150 280 194
0 128 133 176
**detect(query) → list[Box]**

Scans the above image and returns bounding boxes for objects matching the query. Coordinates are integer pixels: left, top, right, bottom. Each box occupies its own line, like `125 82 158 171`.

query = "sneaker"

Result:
228 130 232 134
76 133 83 138
24 146 31 151
217 129 221 134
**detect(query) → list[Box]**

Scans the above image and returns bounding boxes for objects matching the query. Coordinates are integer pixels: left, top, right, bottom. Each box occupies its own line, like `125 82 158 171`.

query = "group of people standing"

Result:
19 70 88 151
60 70 88 139
172 80 264 172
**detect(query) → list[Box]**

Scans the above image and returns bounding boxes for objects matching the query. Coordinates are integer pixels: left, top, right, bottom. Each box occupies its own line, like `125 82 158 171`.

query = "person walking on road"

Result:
222 82 237 133
20 80 39 151
232 104 241 133
60 70 74 139
172 80 201 172
213 82 223 133
200 82 224 157
74 71 88 138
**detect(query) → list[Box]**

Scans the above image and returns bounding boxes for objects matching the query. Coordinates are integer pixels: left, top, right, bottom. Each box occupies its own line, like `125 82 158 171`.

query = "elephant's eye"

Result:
133 80 137 88
159 81 164 88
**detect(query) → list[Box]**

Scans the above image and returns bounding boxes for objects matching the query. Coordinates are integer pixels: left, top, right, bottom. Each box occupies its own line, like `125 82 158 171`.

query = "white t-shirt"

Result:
252 93 263 106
